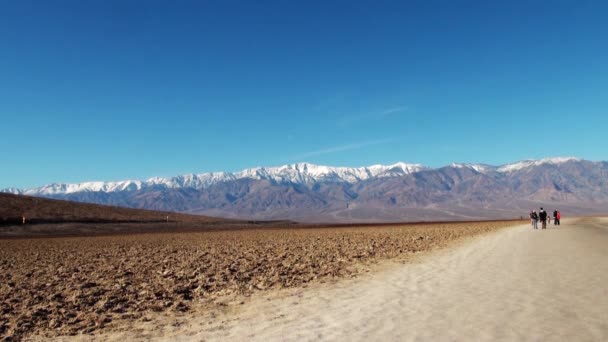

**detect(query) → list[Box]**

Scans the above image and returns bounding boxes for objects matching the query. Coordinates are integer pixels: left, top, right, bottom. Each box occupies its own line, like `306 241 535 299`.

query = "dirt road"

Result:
69 218 608 341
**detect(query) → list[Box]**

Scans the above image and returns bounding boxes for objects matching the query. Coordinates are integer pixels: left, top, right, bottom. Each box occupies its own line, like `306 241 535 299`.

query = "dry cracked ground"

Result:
0 221 520 340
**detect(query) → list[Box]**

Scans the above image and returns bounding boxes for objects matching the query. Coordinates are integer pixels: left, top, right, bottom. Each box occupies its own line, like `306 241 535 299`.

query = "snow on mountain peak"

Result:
1 158 587 196
2 162 428 196
497 157 580 173
232 162 426 184
449 163 494 173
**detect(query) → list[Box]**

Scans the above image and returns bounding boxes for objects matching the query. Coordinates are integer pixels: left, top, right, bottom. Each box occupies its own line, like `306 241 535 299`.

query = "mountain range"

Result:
3 157 608 222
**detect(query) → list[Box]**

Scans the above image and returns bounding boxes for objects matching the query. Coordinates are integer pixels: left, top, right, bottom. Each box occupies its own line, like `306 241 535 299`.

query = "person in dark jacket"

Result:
539 207 548 229
531 210 539 229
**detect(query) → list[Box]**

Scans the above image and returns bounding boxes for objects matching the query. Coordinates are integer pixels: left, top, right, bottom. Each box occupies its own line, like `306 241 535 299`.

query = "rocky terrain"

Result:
0 220 519 340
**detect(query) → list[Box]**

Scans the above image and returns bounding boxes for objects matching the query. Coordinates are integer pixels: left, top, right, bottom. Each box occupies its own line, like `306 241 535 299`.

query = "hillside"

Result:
0 192 228 225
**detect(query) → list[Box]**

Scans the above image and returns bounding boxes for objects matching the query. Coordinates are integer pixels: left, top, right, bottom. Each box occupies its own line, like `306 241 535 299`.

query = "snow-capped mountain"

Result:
448 163 495 173
3 157 607 223
4 162 427 196
497 157 581 173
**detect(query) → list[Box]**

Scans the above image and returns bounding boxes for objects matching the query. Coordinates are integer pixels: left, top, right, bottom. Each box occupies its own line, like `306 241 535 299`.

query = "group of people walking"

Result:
529 208 561 229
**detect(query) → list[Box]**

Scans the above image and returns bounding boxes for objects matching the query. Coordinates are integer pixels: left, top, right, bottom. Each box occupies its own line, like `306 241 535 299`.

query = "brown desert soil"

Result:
0 220 521 340
0 193 243 226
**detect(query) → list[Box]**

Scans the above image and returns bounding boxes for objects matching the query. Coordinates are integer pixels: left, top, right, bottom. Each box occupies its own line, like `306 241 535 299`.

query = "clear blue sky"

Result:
1 1 607 188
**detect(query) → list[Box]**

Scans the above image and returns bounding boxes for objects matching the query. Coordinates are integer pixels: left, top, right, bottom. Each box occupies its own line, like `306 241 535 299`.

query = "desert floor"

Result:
4 221 517 340
72 217 608 342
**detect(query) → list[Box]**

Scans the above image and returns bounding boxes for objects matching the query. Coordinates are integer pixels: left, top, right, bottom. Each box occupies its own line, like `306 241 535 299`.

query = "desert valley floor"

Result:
93 218 608 342
2 218 607 341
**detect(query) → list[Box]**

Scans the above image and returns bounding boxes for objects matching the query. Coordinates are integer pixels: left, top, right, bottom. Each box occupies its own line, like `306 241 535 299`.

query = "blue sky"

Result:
1 1 607 188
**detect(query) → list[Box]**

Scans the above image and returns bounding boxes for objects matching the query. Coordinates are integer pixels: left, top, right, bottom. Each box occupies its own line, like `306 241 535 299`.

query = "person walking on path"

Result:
531 210 539 229
539 208 548 229
529 210 535 227
556 210 561 226
553 210 558 226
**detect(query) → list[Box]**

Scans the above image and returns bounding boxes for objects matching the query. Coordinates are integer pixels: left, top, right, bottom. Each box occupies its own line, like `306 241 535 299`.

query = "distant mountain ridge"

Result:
2 157 580 195
4 162 428 195
3 157 607 223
